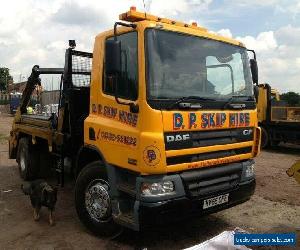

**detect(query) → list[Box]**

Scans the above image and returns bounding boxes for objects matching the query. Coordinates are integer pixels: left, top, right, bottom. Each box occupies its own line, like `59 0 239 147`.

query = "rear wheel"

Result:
75 161 120 236
17 137 40 180
260 127 270 149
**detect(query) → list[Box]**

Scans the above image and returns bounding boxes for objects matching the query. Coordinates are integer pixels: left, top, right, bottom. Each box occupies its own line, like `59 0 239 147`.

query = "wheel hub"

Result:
20 150 26 171
85 180 111 222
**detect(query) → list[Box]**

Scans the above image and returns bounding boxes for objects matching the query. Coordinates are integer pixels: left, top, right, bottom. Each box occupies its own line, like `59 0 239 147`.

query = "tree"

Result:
280 92 300 106
0 67 13 91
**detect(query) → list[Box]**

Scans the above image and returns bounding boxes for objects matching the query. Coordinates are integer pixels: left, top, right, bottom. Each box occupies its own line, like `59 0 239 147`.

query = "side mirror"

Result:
250 59 258 84
105 40 121 75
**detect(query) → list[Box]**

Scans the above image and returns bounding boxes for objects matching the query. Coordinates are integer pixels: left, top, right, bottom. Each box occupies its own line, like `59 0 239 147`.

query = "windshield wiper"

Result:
223 95 254 109
168 96 215 109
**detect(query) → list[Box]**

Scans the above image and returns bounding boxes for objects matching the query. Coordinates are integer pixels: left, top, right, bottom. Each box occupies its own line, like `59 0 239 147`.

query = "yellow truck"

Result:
256 83 300 148
9 7 261 235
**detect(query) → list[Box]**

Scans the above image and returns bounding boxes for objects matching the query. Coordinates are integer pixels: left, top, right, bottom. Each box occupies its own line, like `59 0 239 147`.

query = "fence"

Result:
0 93 9 105
0 104 9 113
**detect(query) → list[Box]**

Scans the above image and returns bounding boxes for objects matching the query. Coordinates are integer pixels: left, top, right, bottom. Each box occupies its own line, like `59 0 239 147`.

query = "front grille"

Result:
167 147 252 165
180 163 243 198
164 128 254 166
164 128 254 150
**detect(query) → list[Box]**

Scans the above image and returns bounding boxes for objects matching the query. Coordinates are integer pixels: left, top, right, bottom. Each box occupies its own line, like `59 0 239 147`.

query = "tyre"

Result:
75 161 120 236
260 127 269 149
38 143 52 178
17 137 40 180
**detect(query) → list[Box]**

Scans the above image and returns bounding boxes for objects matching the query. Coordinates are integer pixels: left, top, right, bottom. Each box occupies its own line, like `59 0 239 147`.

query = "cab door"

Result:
85 31 141 173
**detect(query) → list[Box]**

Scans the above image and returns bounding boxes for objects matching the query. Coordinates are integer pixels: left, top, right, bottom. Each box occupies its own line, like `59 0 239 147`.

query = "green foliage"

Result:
0 99 9 105
0 67 13 91
280 92 300 106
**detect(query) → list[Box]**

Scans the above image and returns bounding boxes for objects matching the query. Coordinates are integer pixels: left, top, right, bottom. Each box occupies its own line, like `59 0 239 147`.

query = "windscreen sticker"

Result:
173 112 250 130
91 104 138 127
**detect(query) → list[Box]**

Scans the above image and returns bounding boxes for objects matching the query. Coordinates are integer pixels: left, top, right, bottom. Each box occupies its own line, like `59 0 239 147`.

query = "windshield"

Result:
145 29 253 100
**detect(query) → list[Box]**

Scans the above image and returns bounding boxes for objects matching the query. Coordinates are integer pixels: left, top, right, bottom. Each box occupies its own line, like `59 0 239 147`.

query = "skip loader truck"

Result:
256 83 300 148
9 7 261 235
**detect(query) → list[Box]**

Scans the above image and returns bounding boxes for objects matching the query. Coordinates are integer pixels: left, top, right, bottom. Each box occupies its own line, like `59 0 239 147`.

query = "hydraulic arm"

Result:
16 66 64 117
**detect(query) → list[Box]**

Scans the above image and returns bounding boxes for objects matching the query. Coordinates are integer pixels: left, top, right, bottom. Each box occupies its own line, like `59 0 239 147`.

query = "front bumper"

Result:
112 159 256 230
139 178 255 228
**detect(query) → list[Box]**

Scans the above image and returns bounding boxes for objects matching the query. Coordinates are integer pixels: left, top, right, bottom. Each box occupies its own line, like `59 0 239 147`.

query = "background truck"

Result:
256 83 300 148
9 91 39 114
9 7 261 235
9 92 22 114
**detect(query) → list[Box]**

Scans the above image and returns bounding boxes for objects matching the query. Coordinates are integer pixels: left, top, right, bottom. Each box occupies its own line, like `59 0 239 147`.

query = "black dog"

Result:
21 179 57 226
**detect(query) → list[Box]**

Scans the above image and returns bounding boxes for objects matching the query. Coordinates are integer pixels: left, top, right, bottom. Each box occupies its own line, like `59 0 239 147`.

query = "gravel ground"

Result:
0 113 299 250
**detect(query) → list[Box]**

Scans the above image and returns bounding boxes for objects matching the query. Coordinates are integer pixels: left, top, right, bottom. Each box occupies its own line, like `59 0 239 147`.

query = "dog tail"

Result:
21 182 31 195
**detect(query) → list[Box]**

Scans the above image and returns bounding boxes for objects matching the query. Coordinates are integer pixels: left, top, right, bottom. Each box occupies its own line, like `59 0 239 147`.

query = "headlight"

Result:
141 181 175 196
245 164 255 178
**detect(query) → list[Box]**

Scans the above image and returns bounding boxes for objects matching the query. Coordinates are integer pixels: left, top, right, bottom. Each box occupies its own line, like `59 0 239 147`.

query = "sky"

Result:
0 0 300 93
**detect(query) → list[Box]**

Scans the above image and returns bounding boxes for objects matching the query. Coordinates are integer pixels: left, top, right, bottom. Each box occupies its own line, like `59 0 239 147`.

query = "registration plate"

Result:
203 194 229 209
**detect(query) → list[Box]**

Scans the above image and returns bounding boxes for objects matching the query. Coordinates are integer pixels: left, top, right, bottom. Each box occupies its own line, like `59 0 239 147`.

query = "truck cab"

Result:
10 8 260 234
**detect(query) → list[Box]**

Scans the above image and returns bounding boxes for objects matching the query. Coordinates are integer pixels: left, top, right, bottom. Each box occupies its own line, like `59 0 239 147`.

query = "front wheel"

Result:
74 161 120 236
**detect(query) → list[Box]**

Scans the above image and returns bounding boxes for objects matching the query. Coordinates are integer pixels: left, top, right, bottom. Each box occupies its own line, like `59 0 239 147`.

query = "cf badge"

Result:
243 129 253 136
